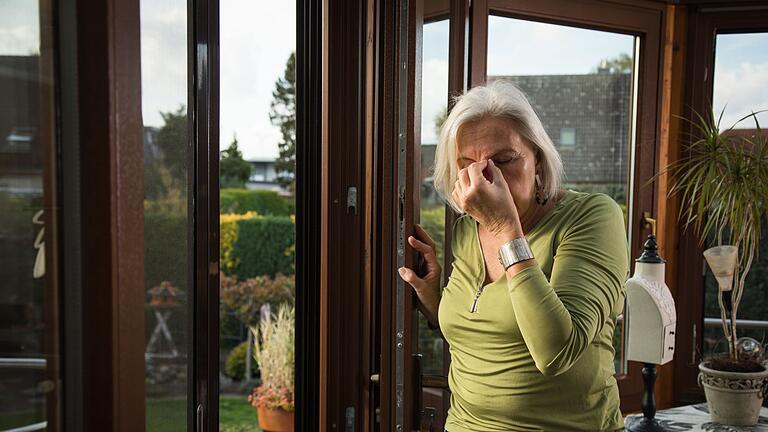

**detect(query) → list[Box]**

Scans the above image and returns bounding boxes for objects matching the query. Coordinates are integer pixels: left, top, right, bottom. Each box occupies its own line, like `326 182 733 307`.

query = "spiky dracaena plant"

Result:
250 304 295 411
666 107 768 362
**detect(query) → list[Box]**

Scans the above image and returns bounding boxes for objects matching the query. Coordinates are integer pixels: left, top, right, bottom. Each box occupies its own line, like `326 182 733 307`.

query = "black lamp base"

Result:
625 415 665 432
625 363 666 431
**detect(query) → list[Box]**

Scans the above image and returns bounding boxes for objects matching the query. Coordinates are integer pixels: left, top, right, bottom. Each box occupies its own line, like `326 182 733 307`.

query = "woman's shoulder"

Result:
560 190 624 220
449 214 476 255
556 190 626 239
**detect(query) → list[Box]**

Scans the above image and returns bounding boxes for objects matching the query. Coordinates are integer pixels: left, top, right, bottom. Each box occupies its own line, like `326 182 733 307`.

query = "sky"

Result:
713 33 768 129
139 0 296 160
1 3 766 158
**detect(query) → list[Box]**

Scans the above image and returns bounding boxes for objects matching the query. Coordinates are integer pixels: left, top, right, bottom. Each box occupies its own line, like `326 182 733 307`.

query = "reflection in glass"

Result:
704 32 768 357
487 16 637 374
140 0 190 428
0 0 59 430
418 18 448 378
417 15 450 432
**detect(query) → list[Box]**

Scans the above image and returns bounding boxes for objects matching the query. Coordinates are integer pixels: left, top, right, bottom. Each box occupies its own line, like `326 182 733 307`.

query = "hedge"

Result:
144 211 188 291
220 212 259 273
231 216 295 279
419 206 445 265
220 189 292 216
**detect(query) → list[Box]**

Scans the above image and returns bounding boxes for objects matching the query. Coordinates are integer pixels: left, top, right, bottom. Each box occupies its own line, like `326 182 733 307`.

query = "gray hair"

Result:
432 80 563 213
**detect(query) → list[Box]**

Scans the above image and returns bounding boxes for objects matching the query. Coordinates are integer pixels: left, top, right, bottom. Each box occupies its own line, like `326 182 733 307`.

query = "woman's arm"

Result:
505 195 628 376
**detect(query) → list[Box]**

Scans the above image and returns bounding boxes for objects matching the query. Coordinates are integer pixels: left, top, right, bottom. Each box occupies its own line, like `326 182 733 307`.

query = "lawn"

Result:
0 410 42 430
147 395 260 431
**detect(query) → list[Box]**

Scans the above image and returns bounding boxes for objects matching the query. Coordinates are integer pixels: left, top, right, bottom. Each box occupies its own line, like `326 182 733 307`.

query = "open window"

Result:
379 2 667 429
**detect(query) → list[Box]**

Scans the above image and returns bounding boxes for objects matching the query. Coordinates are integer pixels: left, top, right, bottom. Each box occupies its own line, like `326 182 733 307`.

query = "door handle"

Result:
196 404 204 431
643 211 657 236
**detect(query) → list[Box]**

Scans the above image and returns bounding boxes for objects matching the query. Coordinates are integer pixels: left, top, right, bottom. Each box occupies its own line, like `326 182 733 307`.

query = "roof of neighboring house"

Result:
420 73 633 185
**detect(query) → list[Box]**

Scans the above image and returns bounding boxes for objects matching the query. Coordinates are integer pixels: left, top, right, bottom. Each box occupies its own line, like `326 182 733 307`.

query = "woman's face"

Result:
456 116 539 220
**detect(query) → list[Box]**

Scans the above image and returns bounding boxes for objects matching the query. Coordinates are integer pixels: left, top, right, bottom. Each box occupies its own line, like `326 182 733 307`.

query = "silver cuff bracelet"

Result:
498 237 534 270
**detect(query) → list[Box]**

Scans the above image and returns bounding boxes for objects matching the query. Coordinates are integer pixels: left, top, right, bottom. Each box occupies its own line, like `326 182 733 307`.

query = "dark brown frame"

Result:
674 2 768 406
59 0 322 429
320 1 372 431
76 0 146 429
467 0 667 412
295 0 323 429
189 0 220 429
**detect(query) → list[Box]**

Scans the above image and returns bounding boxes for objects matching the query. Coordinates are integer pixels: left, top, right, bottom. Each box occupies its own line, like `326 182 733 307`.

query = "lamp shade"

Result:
703 245 737 291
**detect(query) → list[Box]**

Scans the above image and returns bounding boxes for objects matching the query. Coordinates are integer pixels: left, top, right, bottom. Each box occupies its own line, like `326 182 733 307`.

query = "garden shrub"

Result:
220 212 259 274
232 216 294 279
220 189 292 216
144 211 188 291
220 272 295 327
419 206 446 265
224 340 255 382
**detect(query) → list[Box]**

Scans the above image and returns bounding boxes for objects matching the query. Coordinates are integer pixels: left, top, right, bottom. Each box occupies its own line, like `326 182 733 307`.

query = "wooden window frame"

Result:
674 2 768 407
296 0 323 430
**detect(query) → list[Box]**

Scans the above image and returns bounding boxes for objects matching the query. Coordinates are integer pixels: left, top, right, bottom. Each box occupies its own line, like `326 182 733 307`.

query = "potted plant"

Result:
248 304 295 432
665 108 768 425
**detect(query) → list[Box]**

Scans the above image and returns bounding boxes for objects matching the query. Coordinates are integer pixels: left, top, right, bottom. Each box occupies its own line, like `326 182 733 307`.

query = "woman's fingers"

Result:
452 184 464 210
414 224 436 249
486 159 507 186
408 235 437 260
467 160 488 186
398 266 425 290
458 167 470 189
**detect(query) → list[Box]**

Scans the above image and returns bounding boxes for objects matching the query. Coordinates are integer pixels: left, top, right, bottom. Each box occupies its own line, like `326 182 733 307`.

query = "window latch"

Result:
346 187 357 214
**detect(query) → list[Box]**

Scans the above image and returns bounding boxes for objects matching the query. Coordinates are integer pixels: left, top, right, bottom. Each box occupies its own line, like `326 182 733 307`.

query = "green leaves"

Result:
667 107 767 254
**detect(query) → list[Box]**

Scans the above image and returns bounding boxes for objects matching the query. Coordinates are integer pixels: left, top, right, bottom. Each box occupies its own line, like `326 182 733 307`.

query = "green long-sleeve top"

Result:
439 190 629 432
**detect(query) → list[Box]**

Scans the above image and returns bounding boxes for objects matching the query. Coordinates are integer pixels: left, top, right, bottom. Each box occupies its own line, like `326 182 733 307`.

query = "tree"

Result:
270 52 296 191
144 105 187 202
156 105 188 182
434 107 448 140
594 53 633 74
220 134 253 189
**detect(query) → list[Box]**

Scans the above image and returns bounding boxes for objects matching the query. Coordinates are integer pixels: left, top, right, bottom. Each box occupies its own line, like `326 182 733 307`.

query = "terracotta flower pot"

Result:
256 405 294 432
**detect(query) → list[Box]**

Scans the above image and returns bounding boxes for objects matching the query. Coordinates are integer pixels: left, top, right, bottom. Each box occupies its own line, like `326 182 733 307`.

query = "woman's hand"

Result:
452 159 523 241
398 224 442 328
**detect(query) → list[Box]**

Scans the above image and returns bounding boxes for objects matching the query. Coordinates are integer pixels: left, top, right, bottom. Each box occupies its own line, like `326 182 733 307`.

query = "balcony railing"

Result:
704 318 768 330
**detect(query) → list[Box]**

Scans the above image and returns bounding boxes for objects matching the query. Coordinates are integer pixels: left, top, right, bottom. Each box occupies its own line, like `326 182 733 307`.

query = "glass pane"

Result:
712 33 768 130
417 15 450 432
418 17 448 378
703 32 768 357
0 0 60 430
140 0 190 429
487 15 637 374
219 2 296 431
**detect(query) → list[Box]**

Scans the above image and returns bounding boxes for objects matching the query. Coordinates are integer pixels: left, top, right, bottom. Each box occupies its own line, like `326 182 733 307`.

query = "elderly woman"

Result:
398 80 629 431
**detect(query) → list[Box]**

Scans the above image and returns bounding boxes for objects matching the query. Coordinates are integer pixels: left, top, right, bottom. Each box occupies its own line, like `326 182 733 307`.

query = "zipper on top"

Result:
471 219 487 313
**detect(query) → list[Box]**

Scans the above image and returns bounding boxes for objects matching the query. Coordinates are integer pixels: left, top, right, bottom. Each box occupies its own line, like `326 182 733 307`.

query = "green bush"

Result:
420 206 446 265
232 216 295 279
224 340 256 382
220 273 295 327
220 189 292 216
144 211 188 291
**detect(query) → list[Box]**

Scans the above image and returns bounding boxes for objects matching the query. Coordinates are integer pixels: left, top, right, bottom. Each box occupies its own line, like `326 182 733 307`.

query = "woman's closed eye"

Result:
493 156 517 165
